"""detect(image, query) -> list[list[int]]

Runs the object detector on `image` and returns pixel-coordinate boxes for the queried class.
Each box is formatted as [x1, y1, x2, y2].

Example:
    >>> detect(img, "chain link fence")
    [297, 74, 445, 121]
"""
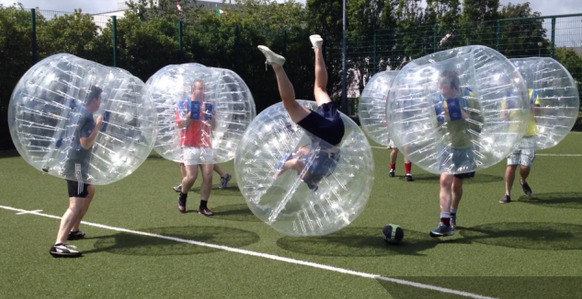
[343, 14, 582, 116]
[1, 8, 581, 150]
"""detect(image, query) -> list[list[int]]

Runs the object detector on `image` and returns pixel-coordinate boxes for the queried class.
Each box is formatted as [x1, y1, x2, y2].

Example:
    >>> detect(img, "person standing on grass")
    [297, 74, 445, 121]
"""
[387, 59, 413, 182]
[176, 79, 215, 216]
[258, 34, 345, 191]
[388, 143, 413, 181]
[50, 86, 103, 257]
[172, 162, 231, 192]
[429, 70, 482, 238]
[499, 88, 541, 203]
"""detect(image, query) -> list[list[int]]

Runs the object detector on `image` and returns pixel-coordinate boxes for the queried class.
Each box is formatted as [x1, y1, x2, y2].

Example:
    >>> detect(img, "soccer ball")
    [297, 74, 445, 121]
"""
[382, 224, 404, 244]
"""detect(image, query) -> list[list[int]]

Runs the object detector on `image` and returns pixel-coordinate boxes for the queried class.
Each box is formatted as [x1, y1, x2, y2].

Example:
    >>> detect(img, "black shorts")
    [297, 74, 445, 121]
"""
[297, 102, 345, 146]
[454, 172, 475, 179]
[67, 180, 90, 198]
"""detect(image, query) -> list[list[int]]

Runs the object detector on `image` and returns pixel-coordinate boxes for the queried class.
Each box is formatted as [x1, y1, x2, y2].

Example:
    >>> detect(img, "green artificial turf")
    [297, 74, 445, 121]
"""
[1, 133, 581, 298]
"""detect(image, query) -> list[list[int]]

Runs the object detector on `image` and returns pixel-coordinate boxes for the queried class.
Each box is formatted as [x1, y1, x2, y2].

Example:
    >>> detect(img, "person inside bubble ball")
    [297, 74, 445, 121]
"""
[388, 59, 414, 182]
[176, 79, 216, 216]
[430, 70, 483, 238]
[50, 85, 103, 257]
[258, 34, 345, 191]
[172, 162, 232, 192]
[499, 88, 541, 203]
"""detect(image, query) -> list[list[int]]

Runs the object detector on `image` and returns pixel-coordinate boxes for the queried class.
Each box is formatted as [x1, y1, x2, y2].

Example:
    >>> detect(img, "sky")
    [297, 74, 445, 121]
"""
[0, 0, 304, 13]
[1, 0, 581, 15]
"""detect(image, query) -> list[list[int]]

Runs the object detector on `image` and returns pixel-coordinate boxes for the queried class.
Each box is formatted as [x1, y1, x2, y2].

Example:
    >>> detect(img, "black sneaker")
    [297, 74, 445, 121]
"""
[305, 181, 319, 192]
[499, 194, 511, 204]
[450, 213, 456, 230]
[50, 243, 82, 258]
[173, 184, 182, 193]
[68, 230, 85, 240]
[405, 174, 414, 182]
[219, 174, 232, 189]
[389, 169, 395, 177]
[429, 222, 454, 237]
[178, 194, 187, 213]
[198, 207, 214, 216]
[520, 180, 532, 197]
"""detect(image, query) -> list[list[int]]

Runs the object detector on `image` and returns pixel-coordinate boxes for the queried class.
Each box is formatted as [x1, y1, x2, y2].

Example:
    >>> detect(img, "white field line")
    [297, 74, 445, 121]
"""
[370, 145, 582, 157]
[0, 204, 496, 299]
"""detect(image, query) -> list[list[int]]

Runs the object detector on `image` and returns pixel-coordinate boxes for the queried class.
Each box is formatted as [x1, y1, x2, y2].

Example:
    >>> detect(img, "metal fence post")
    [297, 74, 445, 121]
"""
[496, 20, 500, 52]
[112, 16, 117, 67]
[341, 0, 347, 113]
[283, 29, 287, 58]
[234, 25, 240, 72]
[433, 23, 438, 52]
[31, 9, 38, 64]
[550, 17, 556, 57]
[373, 30, 377, 74]
[178, 20, 184, 62]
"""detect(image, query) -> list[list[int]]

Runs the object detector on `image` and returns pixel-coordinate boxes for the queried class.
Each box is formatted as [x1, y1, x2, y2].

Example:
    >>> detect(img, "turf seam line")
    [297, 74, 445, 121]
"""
[1, 204, 497, 299]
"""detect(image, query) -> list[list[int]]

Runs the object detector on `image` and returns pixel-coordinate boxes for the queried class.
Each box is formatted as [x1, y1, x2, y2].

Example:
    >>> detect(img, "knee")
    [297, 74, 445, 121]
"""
[184, 174, 196, 184]
[202, 166, 213, 179]
[440, 176, 453, 190]
[68, 200, 84, 213]
[313, 89, 330, 102]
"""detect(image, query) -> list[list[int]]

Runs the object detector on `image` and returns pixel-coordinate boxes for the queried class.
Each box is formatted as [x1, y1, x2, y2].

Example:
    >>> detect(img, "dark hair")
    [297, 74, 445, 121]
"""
[86, 86, 102, 105]
[438, 70, 460, 90]
[396, 56, 412, 70]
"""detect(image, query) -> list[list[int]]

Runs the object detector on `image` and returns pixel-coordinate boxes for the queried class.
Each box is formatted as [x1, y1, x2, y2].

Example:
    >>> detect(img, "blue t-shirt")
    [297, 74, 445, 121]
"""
[65, 106, 96, 178]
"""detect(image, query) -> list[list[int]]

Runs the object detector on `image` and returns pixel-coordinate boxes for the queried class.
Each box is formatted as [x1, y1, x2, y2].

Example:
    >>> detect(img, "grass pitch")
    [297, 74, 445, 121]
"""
[1, 133, 581, 298]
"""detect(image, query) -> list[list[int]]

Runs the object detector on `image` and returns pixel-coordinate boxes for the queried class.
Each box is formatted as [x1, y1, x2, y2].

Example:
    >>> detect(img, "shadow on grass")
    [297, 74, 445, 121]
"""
[277, 227, 440, 257]
[211, 203, 260, 222]
[277, 221, 582, 257]
[459, 222, 582, 250]
[516, 192, 582, 209]
[182, 186, 241, 194]
[86, 225, 259, 256]
[397, 173, 503, 184]
[377, 276, 582, 299]
[0, 150, 20, 159]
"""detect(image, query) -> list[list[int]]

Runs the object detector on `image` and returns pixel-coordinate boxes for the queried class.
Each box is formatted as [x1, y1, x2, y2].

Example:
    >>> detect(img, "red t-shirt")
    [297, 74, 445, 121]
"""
[176, 108, 211, 148]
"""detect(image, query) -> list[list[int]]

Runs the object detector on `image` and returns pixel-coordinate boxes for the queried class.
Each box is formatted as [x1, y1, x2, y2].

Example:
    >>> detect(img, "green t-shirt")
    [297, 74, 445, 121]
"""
[434, 88, 482, 149]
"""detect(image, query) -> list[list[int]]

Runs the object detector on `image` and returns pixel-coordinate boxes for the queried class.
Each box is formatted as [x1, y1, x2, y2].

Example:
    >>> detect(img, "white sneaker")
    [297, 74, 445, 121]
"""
[50, 243, 82, 257]
[257, 45, 285, 66]
[309, 34, 323, 48]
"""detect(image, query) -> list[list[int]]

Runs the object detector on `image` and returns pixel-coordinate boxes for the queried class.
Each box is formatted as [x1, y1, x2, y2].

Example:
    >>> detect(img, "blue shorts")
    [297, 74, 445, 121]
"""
[297, 102, 345, 146]
[301, 150, 341, 190]
[438, 146, 476, 179]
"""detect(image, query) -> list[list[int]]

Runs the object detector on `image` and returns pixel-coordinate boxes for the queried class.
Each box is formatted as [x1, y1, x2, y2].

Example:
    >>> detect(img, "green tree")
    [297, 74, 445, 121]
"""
[0, 3, 37, 110]
[123, 0, 309, 111]
[553, 47, 582, 130]
[426, 0, 461, 50]
[226, 0, 309, 111]
[36, 9, 99, 60]
[496, 2, 546, 57]
[126, 0, 185, 21]
[457, 0, 499, 47]
[110, 12, 181, 81]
